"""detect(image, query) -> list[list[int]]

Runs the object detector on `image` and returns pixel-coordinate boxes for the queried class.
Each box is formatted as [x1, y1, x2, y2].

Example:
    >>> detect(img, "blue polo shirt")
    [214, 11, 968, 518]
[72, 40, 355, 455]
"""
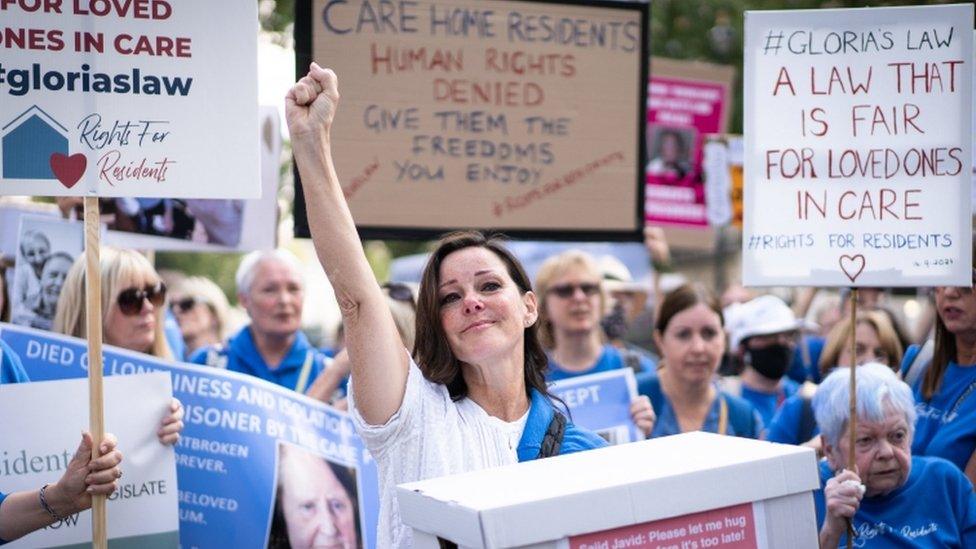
[546, 344, 655, 382]
[190, 326, 329, 394]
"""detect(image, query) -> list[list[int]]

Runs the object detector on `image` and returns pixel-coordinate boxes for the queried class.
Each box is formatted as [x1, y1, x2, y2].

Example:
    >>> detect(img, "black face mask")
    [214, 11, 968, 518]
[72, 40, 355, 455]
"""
[601, 301, 628, 340]
[746, 344, 793, 381]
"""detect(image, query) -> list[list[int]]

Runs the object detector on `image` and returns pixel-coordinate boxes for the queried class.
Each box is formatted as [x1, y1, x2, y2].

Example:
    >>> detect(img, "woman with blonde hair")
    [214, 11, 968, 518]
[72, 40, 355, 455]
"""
[54, 248, 172, 359]
[766, 310, 903, 446]
[170, 276, 231, 357]
[52, 248, 183, 444]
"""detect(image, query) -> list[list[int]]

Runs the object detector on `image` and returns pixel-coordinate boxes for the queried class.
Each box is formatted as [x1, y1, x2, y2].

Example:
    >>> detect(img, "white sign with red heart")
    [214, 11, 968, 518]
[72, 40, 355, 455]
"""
[0, 1, 259, 199]
[743, 4, 973, 287]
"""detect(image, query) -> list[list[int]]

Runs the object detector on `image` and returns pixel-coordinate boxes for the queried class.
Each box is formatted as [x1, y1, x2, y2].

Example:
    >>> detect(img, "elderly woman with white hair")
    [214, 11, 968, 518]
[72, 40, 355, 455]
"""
[813, 363, 976, 548]
[190, 249, 331, 394]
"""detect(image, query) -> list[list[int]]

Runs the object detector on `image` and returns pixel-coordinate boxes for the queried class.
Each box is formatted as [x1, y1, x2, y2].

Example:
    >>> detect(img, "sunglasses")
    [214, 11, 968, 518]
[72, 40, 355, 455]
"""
[548, 282, 600, 299]
[117, 283, 166, 316]
[382, 282, 415, 306]
[171, 296, 209, 314]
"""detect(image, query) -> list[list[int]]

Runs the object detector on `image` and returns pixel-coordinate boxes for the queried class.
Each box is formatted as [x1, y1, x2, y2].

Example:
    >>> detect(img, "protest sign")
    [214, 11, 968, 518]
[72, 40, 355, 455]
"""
[0, 0, 259, 199]
[100, 106, 282, 251]
[10, 215, 83, 330]
[0, 372, 179, 548]
[743, 4, 973, 287]
[0, 323, 380, 548]
[645, 57, 735, 229]
[550, 368, 640, 445]
[293, 0, 648, 240]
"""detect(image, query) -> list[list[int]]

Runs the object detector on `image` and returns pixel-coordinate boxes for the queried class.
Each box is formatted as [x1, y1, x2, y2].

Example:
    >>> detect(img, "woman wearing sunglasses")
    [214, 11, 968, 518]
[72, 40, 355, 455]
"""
[170, 276, 230, 358]
[190, 249, 332, 396]
[287, 64, 606, 546]
[534, 250, 656, 438]
[900, 259, 976, 486]
[51, 248, 184, 445]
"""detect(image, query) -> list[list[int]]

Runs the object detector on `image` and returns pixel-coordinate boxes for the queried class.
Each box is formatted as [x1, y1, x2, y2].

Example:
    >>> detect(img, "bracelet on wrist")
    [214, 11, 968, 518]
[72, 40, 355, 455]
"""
[39, 484, 65, 522]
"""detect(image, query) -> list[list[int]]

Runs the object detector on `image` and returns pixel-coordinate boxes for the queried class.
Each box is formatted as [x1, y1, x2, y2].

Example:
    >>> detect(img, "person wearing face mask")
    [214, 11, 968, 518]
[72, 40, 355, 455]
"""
[190, 250, 332, 394]
[721, 295, 815, 434]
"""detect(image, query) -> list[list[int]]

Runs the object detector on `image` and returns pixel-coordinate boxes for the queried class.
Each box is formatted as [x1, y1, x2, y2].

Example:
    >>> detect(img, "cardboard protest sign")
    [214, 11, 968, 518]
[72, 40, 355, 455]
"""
[1, 323, 380, 548]
[645, 58, 735, 229]
[10, 215, 83, 330]
[550, 368, 640, 445]
[744, 4, 973, 287]
[0, 372, 179, 548]
[0, 0, 259, 199]
[294, 0, 648, 240]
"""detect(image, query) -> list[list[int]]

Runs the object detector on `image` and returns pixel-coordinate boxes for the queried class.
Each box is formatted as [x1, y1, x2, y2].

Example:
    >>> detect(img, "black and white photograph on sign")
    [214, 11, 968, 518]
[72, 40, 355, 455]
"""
[646, 126, 696, 180]
[268, 442, 363, 549]
[9, 215, 83, 331]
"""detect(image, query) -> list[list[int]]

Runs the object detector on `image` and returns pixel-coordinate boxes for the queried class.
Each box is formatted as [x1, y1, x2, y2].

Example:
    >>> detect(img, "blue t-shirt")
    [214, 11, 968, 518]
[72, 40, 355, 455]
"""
[906, 357, 976, 473]
[637, 373, 763, 439]
[814, 456, 976, 547]
[766, 392, 819, 445]
[788, 334, 825, 384]
[0, 340, 29, 385]
[739, 377, 799, 432]
[190, 326, 329, 394]
[546, 344, 655, 382]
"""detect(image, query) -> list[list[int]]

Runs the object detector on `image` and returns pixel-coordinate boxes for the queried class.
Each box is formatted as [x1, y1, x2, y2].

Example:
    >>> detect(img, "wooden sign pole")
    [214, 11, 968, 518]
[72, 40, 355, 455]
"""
[83, 197, 107, 549]
[846, 288, 858, 549]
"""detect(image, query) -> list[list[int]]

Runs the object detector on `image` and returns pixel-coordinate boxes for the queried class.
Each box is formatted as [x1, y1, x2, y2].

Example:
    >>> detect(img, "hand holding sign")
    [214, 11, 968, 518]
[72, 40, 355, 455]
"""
[54, 432, 124, 515]
[286, 63, 340, 145]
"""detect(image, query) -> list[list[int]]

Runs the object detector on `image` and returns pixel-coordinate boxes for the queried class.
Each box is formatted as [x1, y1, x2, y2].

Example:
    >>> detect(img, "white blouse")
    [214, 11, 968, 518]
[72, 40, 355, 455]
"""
[349, 358, 528, 548]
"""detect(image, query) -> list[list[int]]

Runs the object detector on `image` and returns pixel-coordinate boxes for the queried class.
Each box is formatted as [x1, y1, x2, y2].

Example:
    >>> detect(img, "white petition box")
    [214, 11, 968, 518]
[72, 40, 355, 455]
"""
[398, 432, 819, 548]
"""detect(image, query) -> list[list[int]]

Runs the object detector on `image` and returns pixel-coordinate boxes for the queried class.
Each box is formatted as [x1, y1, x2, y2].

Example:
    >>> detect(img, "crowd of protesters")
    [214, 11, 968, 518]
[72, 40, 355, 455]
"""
[2, 63, 976, 547]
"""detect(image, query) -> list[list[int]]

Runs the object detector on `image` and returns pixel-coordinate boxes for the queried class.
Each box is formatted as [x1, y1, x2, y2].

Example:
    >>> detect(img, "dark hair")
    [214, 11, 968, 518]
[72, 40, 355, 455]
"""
[413, 231, 551, 402]
[922, 242, 976, 400]
[655, 282, 723, 334]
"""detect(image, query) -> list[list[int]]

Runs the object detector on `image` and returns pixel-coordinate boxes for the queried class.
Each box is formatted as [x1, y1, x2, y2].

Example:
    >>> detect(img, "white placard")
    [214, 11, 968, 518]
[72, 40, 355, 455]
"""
[0, 1, 259, 199]
[0, 372, 178, 547]
[744, 4, 973, 287]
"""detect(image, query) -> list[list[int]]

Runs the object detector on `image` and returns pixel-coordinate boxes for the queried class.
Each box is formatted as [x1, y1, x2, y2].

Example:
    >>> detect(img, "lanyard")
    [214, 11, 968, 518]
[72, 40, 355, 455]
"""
[717, 395, 729, 436]
[294, 351, 315, 394]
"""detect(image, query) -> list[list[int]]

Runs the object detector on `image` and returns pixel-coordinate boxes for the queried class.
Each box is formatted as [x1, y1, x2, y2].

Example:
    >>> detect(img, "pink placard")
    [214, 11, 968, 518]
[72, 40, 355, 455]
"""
[645, 61, 733, 228]
[570, 502, 758, 549]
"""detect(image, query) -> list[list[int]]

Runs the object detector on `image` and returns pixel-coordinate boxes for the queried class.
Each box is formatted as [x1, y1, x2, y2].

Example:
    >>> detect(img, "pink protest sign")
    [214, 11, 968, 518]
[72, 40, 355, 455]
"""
[645, 58, 734, 229]
[570, 502, 760, 549]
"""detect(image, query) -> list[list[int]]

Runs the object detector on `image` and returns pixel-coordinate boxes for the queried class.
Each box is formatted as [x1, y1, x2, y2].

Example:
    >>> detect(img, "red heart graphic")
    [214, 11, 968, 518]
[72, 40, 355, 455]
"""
[839, 254, 866, 283]
[49, 153, 87, 189]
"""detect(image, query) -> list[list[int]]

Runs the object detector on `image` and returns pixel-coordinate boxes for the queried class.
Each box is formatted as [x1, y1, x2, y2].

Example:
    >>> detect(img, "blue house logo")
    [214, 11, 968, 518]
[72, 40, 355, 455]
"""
[2, 106, 69, 180]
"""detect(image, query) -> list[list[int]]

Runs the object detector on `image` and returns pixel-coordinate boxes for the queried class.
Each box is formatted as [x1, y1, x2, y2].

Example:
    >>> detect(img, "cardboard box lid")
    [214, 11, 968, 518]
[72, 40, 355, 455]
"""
[397, 432, 818, 547]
